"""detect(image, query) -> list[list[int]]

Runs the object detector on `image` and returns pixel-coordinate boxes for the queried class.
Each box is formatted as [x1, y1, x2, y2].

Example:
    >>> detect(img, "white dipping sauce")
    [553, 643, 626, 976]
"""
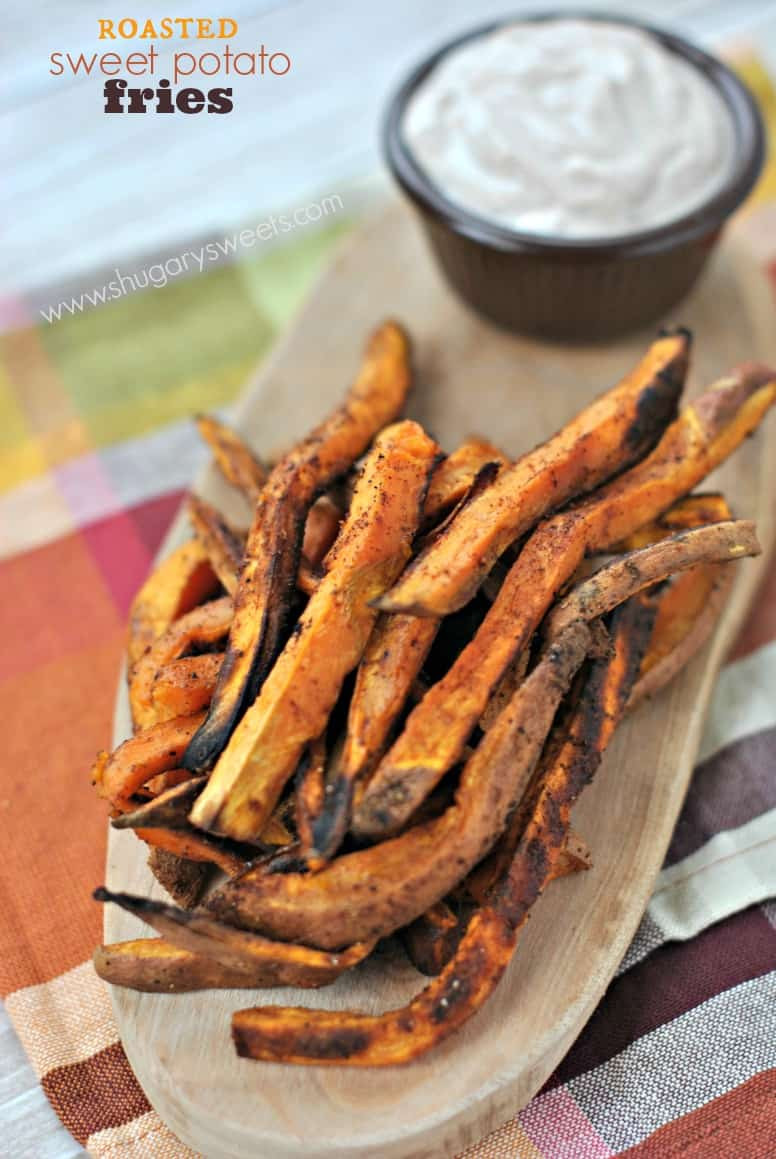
[403, 20, 736, 239]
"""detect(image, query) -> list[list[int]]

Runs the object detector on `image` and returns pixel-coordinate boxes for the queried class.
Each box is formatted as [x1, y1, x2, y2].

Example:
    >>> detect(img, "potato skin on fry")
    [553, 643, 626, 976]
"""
[190, 421, 440, 842]
[378, 329, 690, 619]
[127, 540, 221, 668]
[205, 622, 590, 949]
[354, 365, 775, 841]
[95, 889, 374, 990]
[94, 939, 268, 993]
[184, 321, 413, 776]
[544, 519, 759, 642]
[146, 847, 210, 909]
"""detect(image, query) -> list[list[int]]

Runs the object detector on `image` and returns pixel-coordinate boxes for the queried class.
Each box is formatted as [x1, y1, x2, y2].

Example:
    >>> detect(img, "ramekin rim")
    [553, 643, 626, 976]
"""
[382, 10, 766, 258]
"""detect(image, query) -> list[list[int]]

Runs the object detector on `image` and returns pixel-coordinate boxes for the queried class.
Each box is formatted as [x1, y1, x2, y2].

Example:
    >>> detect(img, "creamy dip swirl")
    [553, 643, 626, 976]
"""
[403, 20, 736, 239]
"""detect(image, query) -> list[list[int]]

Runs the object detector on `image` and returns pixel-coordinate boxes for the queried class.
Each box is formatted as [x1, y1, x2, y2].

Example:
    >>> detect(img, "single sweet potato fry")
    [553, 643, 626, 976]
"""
[93, 938, 283, 992]
[196, 413, 267, 502]
[205, 621, 591, 949]
[187, 493, 243, 594]
[93, 712, 206, 813]
[422, 437, 509, 527]
[133, 826, 247, 876]
[189, 421, 440, 841]
[95, 889, 374, 989]
[294, 733, 328, 866]
[378, 330, 690, 618]
[612, 492, 733, 551]
[355, 364, 775, 841]
[151, 653, 223, 722]
[544, 520, 758, 642]
[127, 540, 221, 667]
[185, 321, 413, 774]
[230, 600, 650, 1064]
[129, 596, 232, 732]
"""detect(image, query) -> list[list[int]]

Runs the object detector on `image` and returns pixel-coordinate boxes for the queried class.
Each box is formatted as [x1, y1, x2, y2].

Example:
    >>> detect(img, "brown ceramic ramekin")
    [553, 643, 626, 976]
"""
[383, 12, 765, 340]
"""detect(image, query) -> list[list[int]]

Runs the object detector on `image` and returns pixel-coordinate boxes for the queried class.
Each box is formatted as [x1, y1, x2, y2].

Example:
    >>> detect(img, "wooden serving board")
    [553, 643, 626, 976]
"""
[105, 202, 776, 1159]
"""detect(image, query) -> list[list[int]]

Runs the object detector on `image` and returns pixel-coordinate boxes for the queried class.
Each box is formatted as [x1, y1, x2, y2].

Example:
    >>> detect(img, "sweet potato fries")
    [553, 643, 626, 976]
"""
[92, 322, 775, 1068]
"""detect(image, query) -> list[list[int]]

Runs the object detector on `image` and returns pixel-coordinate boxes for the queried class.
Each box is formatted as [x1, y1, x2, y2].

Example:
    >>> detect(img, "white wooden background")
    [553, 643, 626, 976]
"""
[3, 2, 776, 1155]
[3, 0, 776, 296]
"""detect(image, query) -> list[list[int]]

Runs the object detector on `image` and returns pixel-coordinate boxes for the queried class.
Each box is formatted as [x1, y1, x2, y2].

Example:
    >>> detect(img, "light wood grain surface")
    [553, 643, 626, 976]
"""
[104, 202, 776, 1159]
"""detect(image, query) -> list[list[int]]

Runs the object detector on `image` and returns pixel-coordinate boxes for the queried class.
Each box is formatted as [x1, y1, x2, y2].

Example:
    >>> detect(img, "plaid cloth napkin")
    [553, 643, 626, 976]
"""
[1, 58, 775, 1159]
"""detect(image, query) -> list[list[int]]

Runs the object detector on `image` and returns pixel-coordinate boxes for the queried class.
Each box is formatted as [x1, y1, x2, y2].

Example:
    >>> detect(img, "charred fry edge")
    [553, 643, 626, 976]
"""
[377, 329, 691, 617]
[399, 899, 471, 977]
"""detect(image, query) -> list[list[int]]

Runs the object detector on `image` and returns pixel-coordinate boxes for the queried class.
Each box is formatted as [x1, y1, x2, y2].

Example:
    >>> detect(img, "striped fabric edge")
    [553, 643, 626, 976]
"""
[86, 1111, 200, 1159]
[618, 809, 776, 974]
[12, 970, 774, 1158]
[515, 971, 776, 1156]
[4, 962, 116, 1075]
[697, 640, 776, 765]
[618, 1068, 776, 1159]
